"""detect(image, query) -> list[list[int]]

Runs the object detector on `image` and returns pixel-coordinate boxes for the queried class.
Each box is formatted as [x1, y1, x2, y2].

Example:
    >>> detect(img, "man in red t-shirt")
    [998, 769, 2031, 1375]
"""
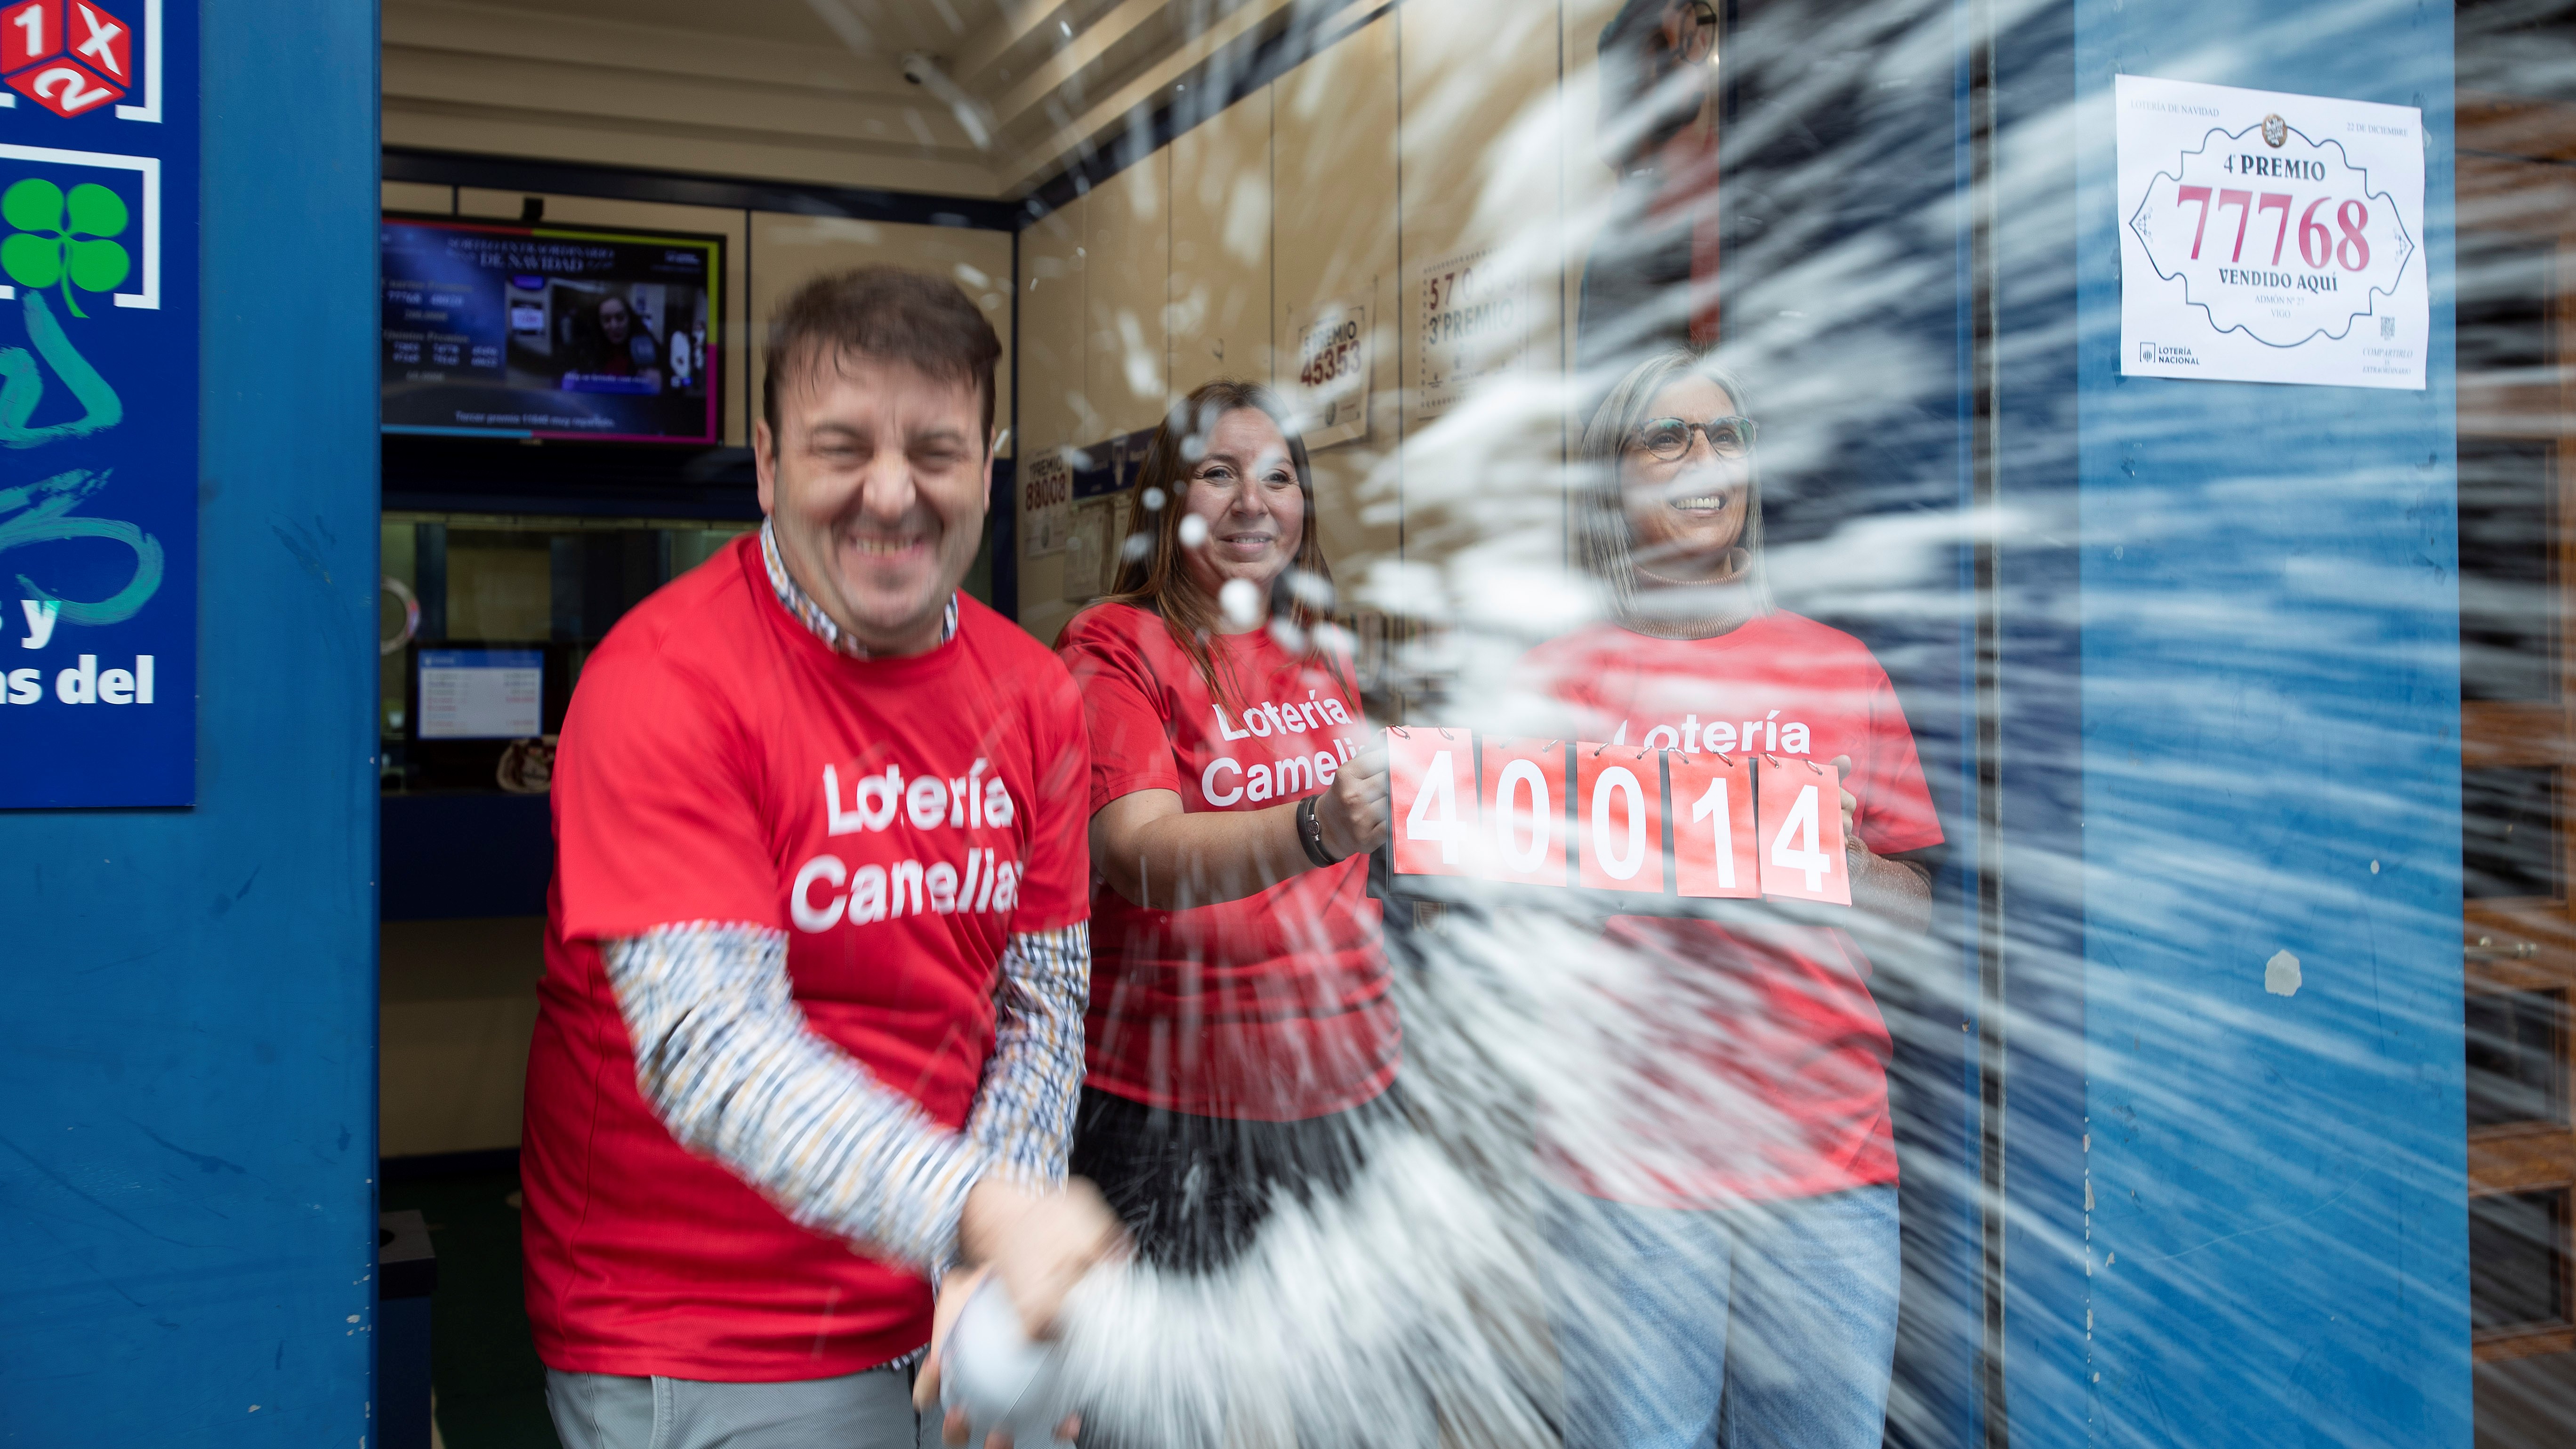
[523, 268, 1118, 1449]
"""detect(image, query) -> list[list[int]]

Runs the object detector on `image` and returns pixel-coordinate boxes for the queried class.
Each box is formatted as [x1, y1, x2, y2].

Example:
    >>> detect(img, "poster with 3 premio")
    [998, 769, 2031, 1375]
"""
[0, 0, 201, 807]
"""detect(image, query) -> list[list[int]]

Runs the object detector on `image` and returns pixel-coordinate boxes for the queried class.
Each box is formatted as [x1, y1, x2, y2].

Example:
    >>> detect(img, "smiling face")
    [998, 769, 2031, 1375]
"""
[1620, 374, 1751, 582]
[754, 351, 990, 656]
[1178, 407, 1304, 623]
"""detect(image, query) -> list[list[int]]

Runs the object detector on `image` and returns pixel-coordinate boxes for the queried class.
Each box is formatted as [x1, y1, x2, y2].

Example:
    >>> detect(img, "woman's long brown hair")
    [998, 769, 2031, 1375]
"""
[1103, 378, 1343, 708]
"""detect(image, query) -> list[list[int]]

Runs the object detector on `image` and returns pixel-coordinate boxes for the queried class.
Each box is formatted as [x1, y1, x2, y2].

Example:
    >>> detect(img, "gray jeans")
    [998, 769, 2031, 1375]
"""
[545, 1362, 942, 1449]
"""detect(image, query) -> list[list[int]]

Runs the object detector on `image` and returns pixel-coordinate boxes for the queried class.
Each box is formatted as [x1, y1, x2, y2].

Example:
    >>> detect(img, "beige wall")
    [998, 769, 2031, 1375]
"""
[1273, 17, 1403, 589]
[1168, 89, 1273, 401]
[1009, 8, 1596, 628]
[381, 917, 546, 1158]
[1395, 0, 1572, 591]
[1086, 154, 1173, 439]
[1016, 197, 1090, 648]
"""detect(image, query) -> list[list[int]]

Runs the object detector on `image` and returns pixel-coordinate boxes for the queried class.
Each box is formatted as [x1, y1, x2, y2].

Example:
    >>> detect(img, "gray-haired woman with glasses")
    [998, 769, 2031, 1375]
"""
[1520, 350, 1941, 1449]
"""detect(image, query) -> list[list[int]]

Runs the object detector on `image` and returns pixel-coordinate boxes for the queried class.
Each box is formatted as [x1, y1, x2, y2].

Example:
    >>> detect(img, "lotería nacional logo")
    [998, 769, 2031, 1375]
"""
[2262, 113, 2287, 148]
[0, 0, 135, 119]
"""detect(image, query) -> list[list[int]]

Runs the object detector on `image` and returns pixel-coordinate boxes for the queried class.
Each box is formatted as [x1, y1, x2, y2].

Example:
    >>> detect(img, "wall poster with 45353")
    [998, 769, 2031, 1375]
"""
[0, 0, 196, 807]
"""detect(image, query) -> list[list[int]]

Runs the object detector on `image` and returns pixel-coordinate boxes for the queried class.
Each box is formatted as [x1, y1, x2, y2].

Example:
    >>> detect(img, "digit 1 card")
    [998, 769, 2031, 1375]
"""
[1576, 743, 1666, 894]
[1476, 737, 1570, 886]
[1386, 727, 1476, 877]
[1755, 756, 1851, 905]
[1667, 753, 1758, 899]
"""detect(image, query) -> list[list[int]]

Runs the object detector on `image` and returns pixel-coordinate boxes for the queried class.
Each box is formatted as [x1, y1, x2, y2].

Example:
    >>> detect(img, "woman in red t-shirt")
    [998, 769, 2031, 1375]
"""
[1523, 350, 1942, 1449]
[1055, 378, 1396, 1274]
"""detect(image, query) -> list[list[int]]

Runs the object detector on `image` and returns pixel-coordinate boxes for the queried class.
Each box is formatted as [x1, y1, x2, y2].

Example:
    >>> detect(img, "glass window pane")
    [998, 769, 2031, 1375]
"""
[2458, 441, 2555, 703]
[2471, 1189, 2569, 1332]
[2465, 766, 2560, 900]
[2467, 988, 2568, 1129]
[2458, 230, 2553, 379]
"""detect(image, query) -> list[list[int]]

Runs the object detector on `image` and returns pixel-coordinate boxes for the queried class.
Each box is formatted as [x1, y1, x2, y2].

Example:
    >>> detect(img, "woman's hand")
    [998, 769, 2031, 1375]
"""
[1829, 753, 1934, 933]
[1315, 745, 1390, 861]
[1830, 755, 1859, 841]
[1089, 740, 1387, 910]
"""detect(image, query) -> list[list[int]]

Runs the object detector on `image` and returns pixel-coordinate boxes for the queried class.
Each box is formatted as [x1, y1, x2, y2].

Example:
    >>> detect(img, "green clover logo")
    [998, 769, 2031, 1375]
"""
[1, 179, 131, 320]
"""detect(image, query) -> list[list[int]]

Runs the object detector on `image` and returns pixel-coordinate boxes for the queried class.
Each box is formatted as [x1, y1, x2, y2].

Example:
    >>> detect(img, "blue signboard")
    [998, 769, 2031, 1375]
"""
[0, 0, 195, 807]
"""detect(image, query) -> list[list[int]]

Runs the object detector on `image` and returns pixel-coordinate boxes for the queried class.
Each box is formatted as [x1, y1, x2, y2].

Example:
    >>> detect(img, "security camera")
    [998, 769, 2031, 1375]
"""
[902, 53, 941, 86]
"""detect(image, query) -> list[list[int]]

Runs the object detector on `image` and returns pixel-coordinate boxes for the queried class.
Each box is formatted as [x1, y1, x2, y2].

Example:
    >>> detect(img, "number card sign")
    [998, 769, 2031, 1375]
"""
[1577, 745, 1665, 894]
[1388, 727, 1475, 877]
[2117, 74, 2424, 389]
[1755, 756, 1849, 906]
[1477, 737, 1568, 886]
[1022, 449, 1070, 555]
[1409, 247, 1525, 426]
[1668, 752, 1758, 899]
[1383, 728, 1855, 911]
[0, 0, 198, 808]
[1289, 296, 1370, 449]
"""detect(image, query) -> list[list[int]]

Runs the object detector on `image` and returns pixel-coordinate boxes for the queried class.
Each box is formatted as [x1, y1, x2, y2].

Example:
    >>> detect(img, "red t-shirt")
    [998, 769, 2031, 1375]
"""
[1056, 603, 1396, 1122]
[1518, 611, 1942, 1206]
[522, 534, 1090, 1381]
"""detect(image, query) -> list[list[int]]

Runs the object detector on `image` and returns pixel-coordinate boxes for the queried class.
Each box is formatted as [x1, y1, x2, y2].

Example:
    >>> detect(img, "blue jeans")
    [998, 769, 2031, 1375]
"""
[1548, 1186, 1900, 1449]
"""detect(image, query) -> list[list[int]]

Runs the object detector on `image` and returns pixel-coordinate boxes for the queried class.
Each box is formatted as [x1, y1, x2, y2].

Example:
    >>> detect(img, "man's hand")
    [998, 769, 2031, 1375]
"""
[915, 1171, 1122, 1444]
[913, 1266, 1083, 1449]
[1317, 745, 1390, 861]
[958, 1175, 1124, 1337]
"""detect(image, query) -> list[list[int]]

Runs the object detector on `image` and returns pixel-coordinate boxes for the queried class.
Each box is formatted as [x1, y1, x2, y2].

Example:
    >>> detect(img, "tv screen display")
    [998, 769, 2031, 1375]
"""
[381, 215, 721, 444]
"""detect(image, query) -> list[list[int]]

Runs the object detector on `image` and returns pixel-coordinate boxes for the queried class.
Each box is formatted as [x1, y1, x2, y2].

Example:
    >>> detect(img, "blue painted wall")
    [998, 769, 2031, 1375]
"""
[2048, 3, 2468, 1447]
[0, 0, 381, 1441]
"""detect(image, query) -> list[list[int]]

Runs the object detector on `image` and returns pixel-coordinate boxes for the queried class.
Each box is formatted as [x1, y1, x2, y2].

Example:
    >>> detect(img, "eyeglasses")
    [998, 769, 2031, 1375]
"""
[1657, 0, 1718, 64]
[1631, 414, 1757, 462]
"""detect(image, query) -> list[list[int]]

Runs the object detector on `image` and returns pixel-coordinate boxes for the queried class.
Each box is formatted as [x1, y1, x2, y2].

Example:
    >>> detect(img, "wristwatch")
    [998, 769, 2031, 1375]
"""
[1296, 794, 1343, 868]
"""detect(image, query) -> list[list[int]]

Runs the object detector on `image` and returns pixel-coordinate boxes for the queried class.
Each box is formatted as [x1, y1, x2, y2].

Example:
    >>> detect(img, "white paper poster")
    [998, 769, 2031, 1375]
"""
[1290, 297, 1373, 448]
[1023, 450, 1071, 555]
[1060, 494, 1132, 604]
[1411, 248, 1526, 423]
[2117, 74, 2424, 390]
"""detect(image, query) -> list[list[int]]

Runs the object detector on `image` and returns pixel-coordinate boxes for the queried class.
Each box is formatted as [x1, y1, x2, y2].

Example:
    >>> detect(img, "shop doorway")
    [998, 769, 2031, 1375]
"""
[2456, 2, 2576, 1439]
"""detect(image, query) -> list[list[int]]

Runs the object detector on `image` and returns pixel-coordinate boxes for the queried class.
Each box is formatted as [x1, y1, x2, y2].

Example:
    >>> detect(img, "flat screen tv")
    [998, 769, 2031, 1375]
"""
[381, 215, 722, 445]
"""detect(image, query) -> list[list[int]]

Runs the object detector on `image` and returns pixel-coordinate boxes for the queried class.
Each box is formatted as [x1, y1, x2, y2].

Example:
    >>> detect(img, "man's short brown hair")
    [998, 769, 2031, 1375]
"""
[762, 266, 1002, 446]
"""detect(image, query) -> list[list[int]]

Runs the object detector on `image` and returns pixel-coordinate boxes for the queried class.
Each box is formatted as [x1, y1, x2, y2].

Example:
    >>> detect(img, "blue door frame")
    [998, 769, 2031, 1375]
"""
[1993, 2, 2469, 1446]
[0, 0, 382, 1441]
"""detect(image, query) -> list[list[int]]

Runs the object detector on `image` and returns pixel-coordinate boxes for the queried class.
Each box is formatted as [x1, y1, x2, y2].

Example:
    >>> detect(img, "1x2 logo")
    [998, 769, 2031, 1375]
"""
[0, 0, 133, 118]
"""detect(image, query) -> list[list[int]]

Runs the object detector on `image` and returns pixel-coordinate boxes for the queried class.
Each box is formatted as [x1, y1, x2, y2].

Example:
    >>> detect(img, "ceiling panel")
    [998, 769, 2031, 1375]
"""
[383, 0, 1348, 199]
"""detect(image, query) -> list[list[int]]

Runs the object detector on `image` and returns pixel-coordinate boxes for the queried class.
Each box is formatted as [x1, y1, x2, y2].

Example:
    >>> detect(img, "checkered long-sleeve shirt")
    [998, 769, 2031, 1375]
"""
[595, 523, 1089, 1275]
[601, 920, 1088, 1274]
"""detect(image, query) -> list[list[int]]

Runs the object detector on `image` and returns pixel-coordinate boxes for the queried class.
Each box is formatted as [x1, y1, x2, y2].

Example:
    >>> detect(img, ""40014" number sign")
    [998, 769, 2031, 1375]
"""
[1383, 729, 1852, 907]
